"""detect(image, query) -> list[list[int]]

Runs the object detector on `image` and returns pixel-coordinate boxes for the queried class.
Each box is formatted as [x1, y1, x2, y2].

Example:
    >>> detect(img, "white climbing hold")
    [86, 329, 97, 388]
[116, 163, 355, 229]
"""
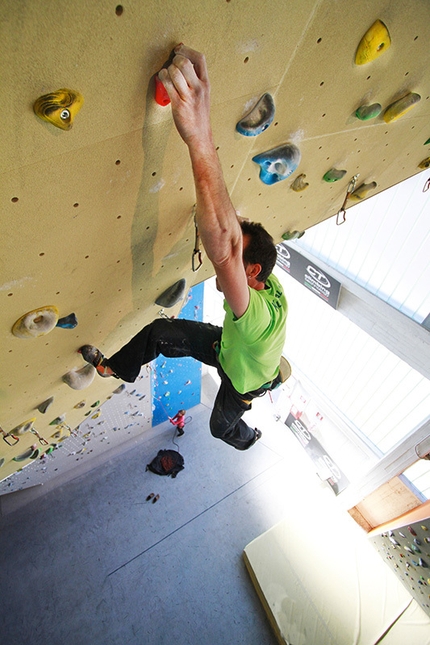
[12, 305, 59, 338]
[63, 364, 96, 390]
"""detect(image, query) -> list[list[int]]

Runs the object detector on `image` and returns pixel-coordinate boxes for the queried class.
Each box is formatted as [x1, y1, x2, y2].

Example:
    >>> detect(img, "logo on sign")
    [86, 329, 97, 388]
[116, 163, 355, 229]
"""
[305, 264, 331, 298]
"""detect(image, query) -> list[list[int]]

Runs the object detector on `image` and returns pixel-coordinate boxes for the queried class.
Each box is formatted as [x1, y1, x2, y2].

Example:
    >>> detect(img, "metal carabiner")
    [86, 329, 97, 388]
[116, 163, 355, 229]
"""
[335, 174, 359, 225]
[192, 207, 203, 272]
[31, 427, 49, 446]
[0, 426, 19, 446]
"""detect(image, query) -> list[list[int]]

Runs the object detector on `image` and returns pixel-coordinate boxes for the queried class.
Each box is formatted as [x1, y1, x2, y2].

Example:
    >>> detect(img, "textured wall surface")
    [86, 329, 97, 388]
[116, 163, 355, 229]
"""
[1, 0, 430, 482]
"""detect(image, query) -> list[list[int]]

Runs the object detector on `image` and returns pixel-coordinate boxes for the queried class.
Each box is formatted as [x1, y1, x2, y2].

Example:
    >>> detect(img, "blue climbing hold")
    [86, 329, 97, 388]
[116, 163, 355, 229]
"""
[252, 143, 301, 185]
[236, 93, 275, 136]
[57, 313, 78, 329]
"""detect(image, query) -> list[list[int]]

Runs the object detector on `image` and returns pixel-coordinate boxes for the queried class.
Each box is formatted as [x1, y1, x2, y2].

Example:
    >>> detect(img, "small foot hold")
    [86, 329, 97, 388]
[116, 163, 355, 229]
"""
[50, 414, 66, 426]
[113, 383, 126, 394]
[281, 230, 304, 241]
[236, 93, 275, 136]
[355, 20, 391, 65]
[383, 92, 421, 123]
[252, 143, 301, 185]
[152, 494, 160, 504]
[418, 157, 430, 170]
[57, 313, 78, 329]
[146, 493, 155, 501]
[155, 279, 187, 307]
[355, 103, 382, 121]
[63, 364, 96, 390]
[323, 168, 347, 183]
[37, 396, 54, 414]
[290, 173, 309, 192]
[12, 305, 59, 339]
[349, 181, 377, 201]
[33, 88, 84, 130]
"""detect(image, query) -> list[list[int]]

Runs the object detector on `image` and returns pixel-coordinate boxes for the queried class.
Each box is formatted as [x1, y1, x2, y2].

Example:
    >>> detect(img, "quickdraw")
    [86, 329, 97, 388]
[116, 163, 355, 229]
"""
[192, 207, 203, 272]
[335, 174, 359, 225]
[0, 426, 19, 446]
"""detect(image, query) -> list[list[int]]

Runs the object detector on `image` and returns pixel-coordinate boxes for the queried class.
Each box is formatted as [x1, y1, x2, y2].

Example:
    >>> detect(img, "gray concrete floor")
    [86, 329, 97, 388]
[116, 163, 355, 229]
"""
[0, 378, 330, 645]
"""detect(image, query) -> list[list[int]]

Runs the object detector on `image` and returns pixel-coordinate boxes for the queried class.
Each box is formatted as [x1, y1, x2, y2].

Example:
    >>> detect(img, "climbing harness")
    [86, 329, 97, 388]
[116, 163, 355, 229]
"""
[336, 174, 359, 225]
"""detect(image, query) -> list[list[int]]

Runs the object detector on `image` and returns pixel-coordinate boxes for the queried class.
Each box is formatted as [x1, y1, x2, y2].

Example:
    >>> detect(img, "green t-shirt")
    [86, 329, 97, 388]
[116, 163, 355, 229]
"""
[218, 274, 287, 394]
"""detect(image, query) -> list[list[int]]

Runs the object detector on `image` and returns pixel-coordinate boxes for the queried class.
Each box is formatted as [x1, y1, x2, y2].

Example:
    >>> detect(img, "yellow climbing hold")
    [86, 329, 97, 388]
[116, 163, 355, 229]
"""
[349, 181, 377, 201]
[355, 20, 391, 65]
[33, 88, 84, 130]
[383, 92, 421, 123]
[12, 305, 59, 339]
[418, 157, 430, 169]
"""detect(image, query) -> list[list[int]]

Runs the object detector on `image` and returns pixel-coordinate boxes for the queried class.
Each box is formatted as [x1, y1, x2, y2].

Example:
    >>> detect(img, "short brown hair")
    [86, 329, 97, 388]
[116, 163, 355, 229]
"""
[240, 220, 277, 283]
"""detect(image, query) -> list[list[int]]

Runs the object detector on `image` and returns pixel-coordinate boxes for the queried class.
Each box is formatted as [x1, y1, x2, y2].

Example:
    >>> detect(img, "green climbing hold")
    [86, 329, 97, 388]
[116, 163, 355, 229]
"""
[282, 230, 305, 241]
[355, 103, 382, 121]
[323, 168, 347, 183]
[50, 414, 66, 426]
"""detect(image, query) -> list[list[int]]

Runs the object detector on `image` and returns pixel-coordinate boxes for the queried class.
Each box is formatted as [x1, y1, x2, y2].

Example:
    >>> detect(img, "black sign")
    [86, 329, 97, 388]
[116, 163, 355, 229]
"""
[285, 413, 349, 495]
[276, 242, 341, 309]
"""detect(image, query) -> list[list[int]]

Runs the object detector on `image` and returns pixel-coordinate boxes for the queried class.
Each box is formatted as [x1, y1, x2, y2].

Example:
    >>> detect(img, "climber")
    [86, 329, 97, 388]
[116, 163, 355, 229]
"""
[169, 409, 186, 436]
[79, 45, 287, 451]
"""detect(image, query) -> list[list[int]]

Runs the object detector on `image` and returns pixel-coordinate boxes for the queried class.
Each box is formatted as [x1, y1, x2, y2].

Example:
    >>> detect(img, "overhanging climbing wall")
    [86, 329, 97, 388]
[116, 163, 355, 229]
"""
[1, 0, 430, 484]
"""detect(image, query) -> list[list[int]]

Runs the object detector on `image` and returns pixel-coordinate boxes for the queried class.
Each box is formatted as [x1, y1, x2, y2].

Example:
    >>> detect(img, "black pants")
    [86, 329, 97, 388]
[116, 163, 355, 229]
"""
[107, 318, 271, 450]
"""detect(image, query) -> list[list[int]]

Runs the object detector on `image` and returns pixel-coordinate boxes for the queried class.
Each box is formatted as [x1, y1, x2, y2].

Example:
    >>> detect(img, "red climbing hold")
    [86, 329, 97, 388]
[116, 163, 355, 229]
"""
[154, 75, 170, 106]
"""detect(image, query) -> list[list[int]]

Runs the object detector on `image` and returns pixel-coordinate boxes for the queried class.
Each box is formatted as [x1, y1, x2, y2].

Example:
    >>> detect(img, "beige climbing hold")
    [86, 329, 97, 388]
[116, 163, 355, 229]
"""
[63, 364, 96, 390]
[383, 93, 421, 123]
[12, 418, 36, 435]
[418, 157, 430, 169]
[291, 174, 309, 192]
[349, 181, 377, 201]
[355, 20, 391, 65]
[12, 305, 59, 338]
[33, 88, 84, 130]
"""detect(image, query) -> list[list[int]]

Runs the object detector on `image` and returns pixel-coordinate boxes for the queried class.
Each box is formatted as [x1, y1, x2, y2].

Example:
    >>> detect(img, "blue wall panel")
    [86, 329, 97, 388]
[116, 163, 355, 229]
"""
[152, 282, 204, 426]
